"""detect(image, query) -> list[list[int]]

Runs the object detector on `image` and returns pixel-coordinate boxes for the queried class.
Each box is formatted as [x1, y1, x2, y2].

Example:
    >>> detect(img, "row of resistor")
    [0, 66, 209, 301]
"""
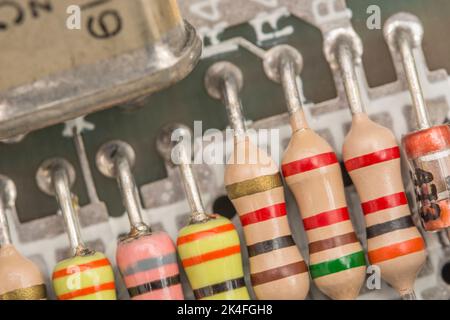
[0, 12, 449, 300]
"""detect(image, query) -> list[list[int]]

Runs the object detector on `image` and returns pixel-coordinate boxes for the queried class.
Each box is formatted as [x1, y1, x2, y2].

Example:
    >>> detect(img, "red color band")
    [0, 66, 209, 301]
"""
[240, 203, 287, 226]
[303, 207, 350, 231]
[282, 152, 338, 177]
[345, 147, 400, 172]
[361, 192, 408, 215]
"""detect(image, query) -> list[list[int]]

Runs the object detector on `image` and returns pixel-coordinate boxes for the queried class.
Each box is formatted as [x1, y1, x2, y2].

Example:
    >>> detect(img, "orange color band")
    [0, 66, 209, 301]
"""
[177, 223, 235, 246]
[182, 245, 241, 268]
[368, 237, 425, 264]
[52, 258, 111, 279]
[57, 282, 115, 300]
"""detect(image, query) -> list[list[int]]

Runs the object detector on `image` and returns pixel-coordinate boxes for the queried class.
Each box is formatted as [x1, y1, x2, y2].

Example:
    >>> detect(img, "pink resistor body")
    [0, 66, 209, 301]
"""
[96, 140, 184, 300]
[116, 232, 183, 300]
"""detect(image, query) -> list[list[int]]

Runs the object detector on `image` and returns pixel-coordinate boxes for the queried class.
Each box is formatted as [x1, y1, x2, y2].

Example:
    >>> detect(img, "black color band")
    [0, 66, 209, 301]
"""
[247, 235, 296, 257]
[366, 215, 414, 239]
[193, 277, 246, 299]
[128, 274, 181, 297]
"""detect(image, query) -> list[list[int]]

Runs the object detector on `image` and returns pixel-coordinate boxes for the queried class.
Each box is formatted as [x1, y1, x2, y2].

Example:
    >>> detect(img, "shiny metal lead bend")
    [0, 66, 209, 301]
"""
[324, 28, 365, 115]
[263, 45, 305, 115]
[205, 62, 246, 137]
[0, 175, 16, 246]
[36, 158, 90, 257]
[96, 141, 150, 238]
[157, 123, 209, 224]
[384, 13, 430, 130]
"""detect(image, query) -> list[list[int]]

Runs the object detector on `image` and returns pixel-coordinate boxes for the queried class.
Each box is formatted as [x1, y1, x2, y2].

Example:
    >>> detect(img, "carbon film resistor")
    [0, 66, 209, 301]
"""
[205, 62, 310, 300]
[96, 140, 183, 300]
[157, 124, 250, 300]
[384, 13, 450, 232]
[324, 28, 426, 299]
[0, 176, 47, 300]
[263, 45, 366, 300]
[36, 158, 116, 300]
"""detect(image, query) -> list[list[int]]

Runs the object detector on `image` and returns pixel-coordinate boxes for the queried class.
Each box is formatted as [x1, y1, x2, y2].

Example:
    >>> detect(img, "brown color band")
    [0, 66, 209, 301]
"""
[308, 232, 359, 254]
[0, 284, 47, 300]
[226, 173, 283, 200]
[250, 261, 308, 286]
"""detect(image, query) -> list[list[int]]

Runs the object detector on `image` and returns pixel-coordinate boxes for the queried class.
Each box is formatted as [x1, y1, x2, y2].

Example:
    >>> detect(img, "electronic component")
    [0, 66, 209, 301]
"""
[1, 0, 449, 301]
[205, 61, 310, 300]
[157, 123, 250, 300]
[324, 28, 426, 299]
[263, 45, 366, 300]
[0, 175, 47, 300]
[0, 0, 201, 139]
[384, 13, 450, 232]
[96, 140, 183, 300]
[36, 158, 116, 300]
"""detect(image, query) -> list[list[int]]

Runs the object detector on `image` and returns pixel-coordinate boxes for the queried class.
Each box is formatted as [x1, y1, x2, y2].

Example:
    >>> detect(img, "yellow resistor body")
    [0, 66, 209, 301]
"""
[177, 215, 250, 300]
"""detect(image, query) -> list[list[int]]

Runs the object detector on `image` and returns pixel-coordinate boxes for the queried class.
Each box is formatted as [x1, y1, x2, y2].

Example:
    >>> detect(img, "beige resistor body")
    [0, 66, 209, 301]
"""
[0, 176, 47, 300]
[343, 113, 426, 297]
[263, 45, 366, 300]
[205, 61, 310, 300]
[226, 135, 310, 299]
[323, 29, 426, 299]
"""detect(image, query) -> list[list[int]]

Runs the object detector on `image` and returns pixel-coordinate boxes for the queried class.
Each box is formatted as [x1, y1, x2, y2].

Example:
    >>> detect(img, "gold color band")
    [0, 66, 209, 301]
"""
[0, 284, 47, 300]
[226, 173, 283, 200]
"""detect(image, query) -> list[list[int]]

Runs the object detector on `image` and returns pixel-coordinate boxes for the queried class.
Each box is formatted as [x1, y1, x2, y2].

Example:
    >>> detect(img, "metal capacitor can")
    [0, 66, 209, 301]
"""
[403, 125, 450, 231]
[0, 0, 201, 139]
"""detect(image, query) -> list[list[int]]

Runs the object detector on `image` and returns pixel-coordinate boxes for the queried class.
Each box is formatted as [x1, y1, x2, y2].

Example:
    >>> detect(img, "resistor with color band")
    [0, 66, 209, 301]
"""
[0, 176, 47, 300]
[96, 140, 183, 300]
[205, 62, 310, 300]
[324, 28, 426, 299]
[157, 124, 250, 300]
[36, 158, 116, 300]
[384, 13, 450, 232]
[263, 45, 366, 300]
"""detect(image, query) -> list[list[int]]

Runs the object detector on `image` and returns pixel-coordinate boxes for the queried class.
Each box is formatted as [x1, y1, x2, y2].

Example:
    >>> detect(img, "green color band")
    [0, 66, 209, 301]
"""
[309, 251, 366, 279]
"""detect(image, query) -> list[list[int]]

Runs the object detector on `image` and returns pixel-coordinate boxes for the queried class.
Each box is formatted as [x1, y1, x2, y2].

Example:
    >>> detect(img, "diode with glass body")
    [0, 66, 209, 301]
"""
[384, 13, 450, 232]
